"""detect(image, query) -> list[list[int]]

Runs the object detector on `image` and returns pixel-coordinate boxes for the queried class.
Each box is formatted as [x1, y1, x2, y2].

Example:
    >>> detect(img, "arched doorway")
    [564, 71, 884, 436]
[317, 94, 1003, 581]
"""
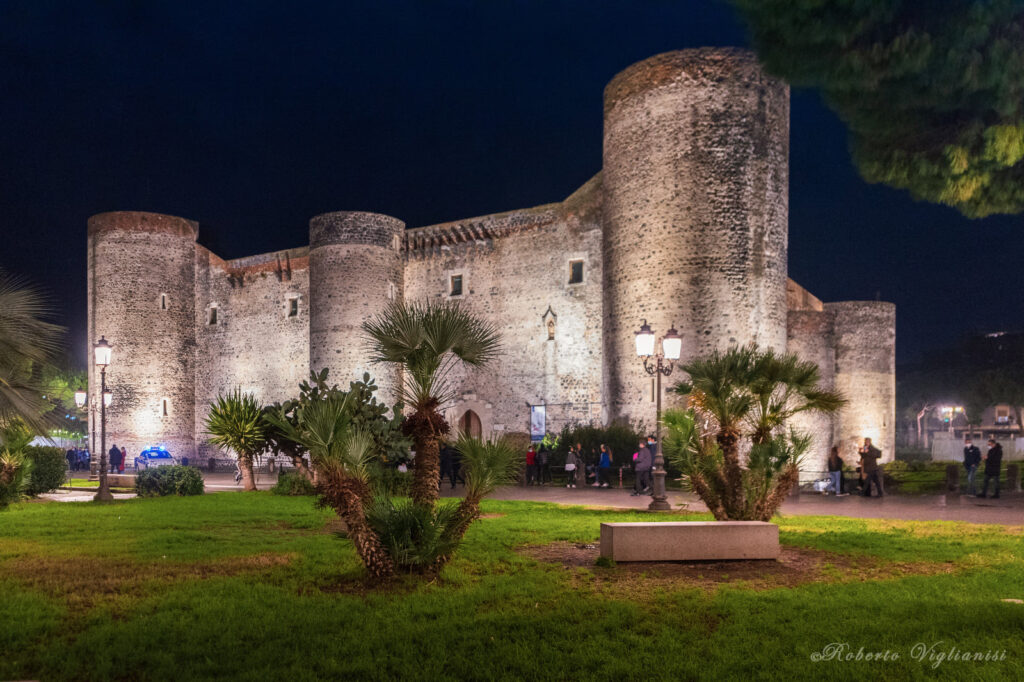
[459, 409, 482, 438]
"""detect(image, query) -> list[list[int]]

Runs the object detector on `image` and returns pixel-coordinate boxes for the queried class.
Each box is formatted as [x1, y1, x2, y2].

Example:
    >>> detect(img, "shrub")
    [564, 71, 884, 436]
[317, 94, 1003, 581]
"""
[136, 466, 205, 497]
[271, 471, 315, 496]
[365, 498, 462, 573]
[369, 463, 413, 497]
[0, 450, 31, 510]
[24, 445, 67, 496]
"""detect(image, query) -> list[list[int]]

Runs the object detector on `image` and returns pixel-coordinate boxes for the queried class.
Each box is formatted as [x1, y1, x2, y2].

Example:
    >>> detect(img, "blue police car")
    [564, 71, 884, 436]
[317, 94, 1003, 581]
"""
[135, 446, 175, 470]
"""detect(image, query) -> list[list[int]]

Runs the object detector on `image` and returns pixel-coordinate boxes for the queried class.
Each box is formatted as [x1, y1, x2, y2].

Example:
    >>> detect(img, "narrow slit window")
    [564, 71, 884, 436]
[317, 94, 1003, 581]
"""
[208, 306, 218, 325]
[569, 260, 584, 284]
[160, 294, 167, 310]
[288, 298, 299, 317]
[450, 274, 463, 297]
[161, 399, 169, 417]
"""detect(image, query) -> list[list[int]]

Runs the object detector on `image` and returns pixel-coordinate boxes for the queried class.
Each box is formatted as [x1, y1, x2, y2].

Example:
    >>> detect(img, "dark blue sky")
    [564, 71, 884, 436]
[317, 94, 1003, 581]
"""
[1, 0, 1021, 366]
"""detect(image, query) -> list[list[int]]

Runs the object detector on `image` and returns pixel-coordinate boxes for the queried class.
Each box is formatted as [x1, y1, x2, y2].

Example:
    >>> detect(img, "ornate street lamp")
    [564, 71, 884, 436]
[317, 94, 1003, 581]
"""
[635, 320, 681, 512]
[94, 336, 114, 502]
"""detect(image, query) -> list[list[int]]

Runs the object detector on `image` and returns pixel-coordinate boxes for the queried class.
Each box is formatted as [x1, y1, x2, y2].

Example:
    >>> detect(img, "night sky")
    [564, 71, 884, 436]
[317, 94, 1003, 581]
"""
[1, 0, 1021, 367]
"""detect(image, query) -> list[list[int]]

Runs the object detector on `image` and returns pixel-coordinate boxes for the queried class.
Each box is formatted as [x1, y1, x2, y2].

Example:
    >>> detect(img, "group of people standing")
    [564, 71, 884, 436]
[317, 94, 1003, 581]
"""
[524, 444, 551, 485]
[107, 444, 128, 473]
[963, 437, 1003, 498]
[64, 447, 90, 472]
[552, 436, 657, 494]
[825, 437, 883, 497]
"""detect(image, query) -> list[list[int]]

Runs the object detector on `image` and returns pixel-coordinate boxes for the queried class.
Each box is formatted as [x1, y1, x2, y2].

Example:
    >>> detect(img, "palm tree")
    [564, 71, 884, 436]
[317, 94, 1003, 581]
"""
[445, 433, 521, 544]
[266, 392, 395, 578]
[0, 270, 64, 434]
[363, 301, 500, 507]
[668, 344, 845, 521]
[205, 390, 267, 491]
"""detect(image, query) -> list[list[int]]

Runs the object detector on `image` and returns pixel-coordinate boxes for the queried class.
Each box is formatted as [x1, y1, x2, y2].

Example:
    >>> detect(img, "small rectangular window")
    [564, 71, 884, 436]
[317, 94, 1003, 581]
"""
[161, 399, 169, 417]
[208, 307, 218, 325]
[450, 274, 463, 297]
[288, 298, 299, 317]
[160, 294, 167, 310]
[569, 260, 584, 284]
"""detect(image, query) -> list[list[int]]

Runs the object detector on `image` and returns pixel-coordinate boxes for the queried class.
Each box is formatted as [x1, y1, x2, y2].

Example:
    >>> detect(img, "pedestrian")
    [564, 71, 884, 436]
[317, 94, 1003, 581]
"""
[858, 438, 883, 497]
[596, 444, 612, 488]
[980, 437, 1002, 499]
[66, 448, 77, 472]
[632, 438, 653, 496]
[537, 445, 550, 485]
[108, 443, 120, 473]
[826, 446, 845, 496]
[450, 445, 464, 487]
[79, 449, 90, 471]
[525, 444, 537, 485]
[564, 446, 580, 488]
[439, 442, 454, 486]
[119, 446, 127, 474]
[963, 437, 982, 496]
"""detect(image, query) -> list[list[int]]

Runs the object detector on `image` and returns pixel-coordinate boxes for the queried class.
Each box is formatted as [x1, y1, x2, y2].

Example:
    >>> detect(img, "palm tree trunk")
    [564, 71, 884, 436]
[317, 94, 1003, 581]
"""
[405, 402, 448, 508]
[756, 463, 800, 521]
[689, 471, 729, 520]
[448, 495, 481, 544]
[716, 429, 745, 518]
[318, 472, 394, 579]
[239, 456, 257, 491]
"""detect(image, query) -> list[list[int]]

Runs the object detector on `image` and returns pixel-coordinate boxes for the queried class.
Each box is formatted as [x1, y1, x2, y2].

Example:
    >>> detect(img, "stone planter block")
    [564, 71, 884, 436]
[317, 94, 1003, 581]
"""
[600, 521, 779, 561]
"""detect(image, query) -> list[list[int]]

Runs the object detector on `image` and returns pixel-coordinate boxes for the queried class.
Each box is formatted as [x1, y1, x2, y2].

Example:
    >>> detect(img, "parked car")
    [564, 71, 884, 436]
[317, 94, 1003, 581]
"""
[135, 446, 174, 470]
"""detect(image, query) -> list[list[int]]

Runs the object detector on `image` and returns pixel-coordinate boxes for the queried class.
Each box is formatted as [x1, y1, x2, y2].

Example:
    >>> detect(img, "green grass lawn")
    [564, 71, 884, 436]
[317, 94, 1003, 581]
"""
[1, 494, 1022, 681]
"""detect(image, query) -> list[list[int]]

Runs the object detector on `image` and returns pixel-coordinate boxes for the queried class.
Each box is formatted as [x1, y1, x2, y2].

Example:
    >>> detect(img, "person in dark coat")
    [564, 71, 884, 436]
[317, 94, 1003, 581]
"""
[858, 438, 883, 497]
[108, 444, 121, 473]
[449, 444, 464, 488]
[980, 438, 1003, 499]
[66, 448, 77, 472]
[963, 438, 982, 496]
[439, 443, 454, 488]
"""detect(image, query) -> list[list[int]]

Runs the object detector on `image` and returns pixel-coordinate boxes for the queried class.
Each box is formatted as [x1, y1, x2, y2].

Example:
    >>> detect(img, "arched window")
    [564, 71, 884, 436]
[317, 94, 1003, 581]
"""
[459, 410, 482, 439]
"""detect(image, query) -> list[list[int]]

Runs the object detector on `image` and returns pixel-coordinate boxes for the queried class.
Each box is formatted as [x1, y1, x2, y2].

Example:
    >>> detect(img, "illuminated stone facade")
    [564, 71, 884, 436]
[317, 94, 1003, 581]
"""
[86, 48, 895, 476]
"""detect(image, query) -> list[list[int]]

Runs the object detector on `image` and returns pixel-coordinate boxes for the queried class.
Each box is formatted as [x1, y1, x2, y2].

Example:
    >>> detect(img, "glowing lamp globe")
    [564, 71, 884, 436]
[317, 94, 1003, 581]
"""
[74, 390, 87, 408]
[662, 325, 682, 361]
[94, 336, 112, 367]
[634, 320, 655, 357]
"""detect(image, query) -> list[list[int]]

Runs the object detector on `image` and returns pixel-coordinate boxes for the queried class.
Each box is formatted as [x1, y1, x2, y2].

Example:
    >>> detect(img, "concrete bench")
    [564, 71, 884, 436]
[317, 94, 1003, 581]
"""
[600, 521, 779, 562]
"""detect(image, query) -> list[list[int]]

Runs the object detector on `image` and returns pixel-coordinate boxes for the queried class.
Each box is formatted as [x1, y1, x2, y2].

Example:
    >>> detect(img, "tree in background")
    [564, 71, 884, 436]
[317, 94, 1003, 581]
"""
[363, 301, 499, 508]
[205, 390, 267, 491]
[732, 0, 1024, 218]
[666, 345, 844, 521]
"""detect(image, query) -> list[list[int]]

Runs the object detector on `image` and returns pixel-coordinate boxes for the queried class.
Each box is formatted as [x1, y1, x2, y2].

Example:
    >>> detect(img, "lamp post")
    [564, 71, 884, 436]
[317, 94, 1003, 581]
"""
[94, 336, 114, 502]
[635, 320, 681, 512]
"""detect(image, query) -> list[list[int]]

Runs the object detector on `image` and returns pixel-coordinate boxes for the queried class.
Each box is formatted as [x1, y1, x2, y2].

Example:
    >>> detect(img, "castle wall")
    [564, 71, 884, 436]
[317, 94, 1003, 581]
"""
[827, 301, 897, 464]
[87, 212, 197, 459]
[308, 211, 405, 406]
[192, 246, 310, 461]
[602, 48, 790, 426]
[786, 309, 836, 480]
[403, 180, 604, 437]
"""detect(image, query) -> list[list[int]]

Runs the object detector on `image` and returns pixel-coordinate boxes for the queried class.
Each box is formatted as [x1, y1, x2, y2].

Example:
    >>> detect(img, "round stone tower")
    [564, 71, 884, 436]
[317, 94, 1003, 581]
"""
[308, 211, 405, 403]
[87, 211, 198, 459]
[602, 48, 790, 422]
[826, 301, 896, 464]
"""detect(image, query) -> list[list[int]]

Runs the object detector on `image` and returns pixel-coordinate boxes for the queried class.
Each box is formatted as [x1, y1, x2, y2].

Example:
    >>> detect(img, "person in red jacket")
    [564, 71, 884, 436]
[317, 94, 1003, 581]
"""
[525, 445, 537, 485]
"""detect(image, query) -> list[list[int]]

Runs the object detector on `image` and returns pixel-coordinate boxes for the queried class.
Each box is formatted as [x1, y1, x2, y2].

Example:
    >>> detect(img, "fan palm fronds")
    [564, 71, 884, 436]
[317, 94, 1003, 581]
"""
[205, 389, 267, 491]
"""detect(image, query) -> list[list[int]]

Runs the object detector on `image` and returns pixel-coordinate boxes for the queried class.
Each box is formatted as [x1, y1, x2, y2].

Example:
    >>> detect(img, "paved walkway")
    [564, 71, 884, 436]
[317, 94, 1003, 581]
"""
[442, 484, 1024, 525]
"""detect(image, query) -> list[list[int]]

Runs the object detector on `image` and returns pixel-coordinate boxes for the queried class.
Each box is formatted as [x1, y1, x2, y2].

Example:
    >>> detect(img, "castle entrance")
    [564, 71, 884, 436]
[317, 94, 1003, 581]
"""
[460, 410, 482, 438]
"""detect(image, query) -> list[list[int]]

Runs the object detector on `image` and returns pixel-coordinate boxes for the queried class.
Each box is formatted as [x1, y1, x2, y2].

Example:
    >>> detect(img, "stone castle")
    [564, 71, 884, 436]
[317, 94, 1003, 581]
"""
[86, 48, 896, 478]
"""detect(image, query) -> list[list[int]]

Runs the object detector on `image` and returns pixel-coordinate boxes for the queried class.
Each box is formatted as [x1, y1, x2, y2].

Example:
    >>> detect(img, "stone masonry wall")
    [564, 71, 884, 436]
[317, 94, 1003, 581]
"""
[403, 177, 604, 437]
[193, 246, 310, 462]
[828, 301, 897, 464]
[87, 212, 197, 460]
[602, 48, 790, 427]
[786, 309, 836, 480]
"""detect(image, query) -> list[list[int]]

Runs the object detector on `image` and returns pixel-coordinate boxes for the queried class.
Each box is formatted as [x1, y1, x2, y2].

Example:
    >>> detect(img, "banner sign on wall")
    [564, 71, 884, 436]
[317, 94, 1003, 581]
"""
[530, 404, 546, 442]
